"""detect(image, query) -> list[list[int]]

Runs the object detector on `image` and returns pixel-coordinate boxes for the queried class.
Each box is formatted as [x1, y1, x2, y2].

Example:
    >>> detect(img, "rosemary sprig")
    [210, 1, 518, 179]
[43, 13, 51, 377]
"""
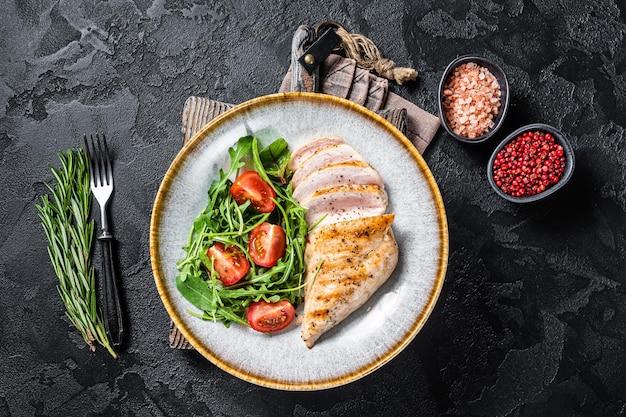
[36, 149, 117, 358]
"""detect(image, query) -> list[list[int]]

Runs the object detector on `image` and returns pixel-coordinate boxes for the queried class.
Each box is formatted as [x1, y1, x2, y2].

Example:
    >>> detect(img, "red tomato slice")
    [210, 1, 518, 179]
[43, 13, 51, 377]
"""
[248, 222, 286, 267]
[230, 171, 276, 213]
[207, 242, 249, 285]
[246, 300, 295, 332]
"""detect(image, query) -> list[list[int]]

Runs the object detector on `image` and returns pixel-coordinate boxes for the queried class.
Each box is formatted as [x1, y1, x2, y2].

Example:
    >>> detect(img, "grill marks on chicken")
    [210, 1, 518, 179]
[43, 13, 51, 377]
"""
[301, 214, 398, 348]
[291, 136, 399, 348]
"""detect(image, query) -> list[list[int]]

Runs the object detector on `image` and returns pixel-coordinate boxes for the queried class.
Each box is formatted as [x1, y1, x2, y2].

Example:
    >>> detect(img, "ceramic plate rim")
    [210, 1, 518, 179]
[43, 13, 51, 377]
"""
[150, 92, 448, 390]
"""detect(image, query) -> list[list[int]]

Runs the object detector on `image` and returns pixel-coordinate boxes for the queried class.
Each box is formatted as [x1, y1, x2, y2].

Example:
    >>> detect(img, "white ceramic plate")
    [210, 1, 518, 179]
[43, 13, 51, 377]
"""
[150, 92, 448, 390]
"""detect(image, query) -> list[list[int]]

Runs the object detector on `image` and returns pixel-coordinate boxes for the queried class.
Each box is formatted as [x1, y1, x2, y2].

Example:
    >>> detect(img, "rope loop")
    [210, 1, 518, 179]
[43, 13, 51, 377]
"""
[316, 21, 418, 85]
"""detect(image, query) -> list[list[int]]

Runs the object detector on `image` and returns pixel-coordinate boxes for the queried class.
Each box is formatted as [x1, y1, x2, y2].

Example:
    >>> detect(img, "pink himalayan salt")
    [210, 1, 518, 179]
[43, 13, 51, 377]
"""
[442, 62, 502, 139]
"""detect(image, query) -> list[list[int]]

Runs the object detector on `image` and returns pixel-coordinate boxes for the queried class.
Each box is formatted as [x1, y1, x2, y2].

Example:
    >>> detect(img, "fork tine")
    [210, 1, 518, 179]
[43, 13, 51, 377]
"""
[91, 134, 103, 187]
[84, 134, 97, 185]
[84, 133, 114, 189]
[99, 134, 113, 187]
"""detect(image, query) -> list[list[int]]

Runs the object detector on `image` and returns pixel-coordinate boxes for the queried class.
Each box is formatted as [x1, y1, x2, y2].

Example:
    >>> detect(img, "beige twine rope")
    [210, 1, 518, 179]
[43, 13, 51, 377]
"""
[330, 25, 418, 85]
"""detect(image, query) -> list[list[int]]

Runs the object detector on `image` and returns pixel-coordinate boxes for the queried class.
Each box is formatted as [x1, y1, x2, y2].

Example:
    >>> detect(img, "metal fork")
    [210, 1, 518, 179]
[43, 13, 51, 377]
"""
[84, 134, 124, 347]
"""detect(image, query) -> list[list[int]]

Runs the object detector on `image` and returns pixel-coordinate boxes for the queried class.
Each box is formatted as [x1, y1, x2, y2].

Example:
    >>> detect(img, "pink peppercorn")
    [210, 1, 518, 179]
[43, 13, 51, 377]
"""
[492, 131, 566, 197]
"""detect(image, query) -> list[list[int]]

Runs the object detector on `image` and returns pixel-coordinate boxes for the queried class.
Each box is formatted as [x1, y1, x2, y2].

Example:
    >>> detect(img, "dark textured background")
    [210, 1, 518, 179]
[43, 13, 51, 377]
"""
[2, 0, 626, 416]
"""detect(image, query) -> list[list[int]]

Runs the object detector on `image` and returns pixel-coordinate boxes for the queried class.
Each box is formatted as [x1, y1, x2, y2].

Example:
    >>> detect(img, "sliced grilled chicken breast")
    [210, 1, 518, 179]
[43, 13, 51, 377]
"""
[299, 184, 388, 227]
[292, 161, 384, 203]
[301, 214, 398, 348]
[291, 143, 367, 190]
[290, 136, 398, 348]
[288, 135, 345, 171]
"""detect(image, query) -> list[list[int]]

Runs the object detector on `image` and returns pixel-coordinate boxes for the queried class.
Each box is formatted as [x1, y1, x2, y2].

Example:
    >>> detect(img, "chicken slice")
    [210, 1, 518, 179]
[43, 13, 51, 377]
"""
[292, 161, 384, 203]
[291, 143, 367, 190]
[299, 184, 388, 227]
[288, 135, 345, 171]
[301, 214, 398, 348]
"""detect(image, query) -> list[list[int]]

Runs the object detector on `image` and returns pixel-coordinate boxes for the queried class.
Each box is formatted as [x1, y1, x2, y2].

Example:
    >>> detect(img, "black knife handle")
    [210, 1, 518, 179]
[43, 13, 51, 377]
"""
[99, 235, 124, 346]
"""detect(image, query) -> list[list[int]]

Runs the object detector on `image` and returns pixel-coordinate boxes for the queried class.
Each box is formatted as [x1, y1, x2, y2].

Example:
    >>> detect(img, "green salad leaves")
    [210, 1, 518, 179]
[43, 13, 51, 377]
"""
[176, 136, 308, 327]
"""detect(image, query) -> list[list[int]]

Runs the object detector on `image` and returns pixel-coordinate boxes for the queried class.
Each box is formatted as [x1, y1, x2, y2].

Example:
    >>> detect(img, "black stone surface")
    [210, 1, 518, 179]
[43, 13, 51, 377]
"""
[2, 1, 626, 416]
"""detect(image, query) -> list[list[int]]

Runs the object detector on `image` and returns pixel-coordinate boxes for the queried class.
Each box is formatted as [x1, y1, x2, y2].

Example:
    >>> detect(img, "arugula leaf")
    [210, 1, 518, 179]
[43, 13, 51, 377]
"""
[259, 138, 290, 183]
[176, 272, 216, 311]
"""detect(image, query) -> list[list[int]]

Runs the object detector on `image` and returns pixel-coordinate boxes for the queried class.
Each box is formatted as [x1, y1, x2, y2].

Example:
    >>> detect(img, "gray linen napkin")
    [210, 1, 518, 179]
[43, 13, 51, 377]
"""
[278, 54, 440, 154]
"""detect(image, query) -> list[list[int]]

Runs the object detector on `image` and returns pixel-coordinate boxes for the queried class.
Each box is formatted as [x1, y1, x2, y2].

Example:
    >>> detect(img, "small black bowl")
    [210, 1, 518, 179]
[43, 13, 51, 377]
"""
[438, 55, 510, 144]
[487, 123, 575, 203]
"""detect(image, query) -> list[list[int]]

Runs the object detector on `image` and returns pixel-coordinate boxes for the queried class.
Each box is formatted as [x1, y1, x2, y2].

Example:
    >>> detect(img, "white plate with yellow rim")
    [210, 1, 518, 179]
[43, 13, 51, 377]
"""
[150, 92, 448, 391]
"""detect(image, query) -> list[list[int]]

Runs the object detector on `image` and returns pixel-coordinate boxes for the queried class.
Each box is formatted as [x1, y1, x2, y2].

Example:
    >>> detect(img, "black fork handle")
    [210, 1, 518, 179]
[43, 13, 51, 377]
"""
[99, 234, 124, 346]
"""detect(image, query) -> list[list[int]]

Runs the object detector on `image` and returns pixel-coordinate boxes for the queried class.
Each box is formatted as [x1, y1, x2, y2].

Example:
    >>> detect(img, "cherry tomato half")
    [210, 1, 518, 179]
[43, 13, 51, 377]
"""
[207, 242, 249, 285]
[246, 300, 295, 333]
[230, 171, 276, 213]
[248, 222, 286, 267]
